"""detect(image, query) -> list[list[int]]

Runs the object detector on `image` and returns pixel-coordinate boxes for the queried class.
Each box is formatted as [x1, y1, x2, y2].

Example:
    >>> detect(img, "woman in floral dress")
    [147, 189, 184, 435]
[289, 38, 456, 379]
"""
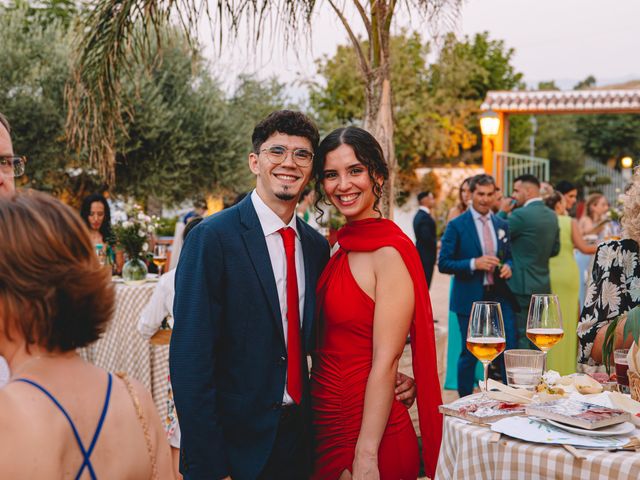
[577, 179, 640, 369]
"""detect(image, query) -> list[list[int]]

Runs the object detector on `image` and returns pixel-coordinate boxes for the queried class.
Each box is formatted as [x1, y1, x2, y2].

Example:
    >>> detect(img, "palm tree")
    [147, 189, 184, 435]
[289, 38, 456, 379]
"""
[66, 0, 460, 215]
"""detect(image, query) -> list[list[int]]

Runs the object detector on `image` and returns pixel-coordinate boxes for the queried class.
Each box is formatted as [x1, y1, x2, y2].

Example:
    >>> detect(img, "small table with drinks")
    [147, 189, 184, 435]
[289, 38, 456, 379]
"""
[437, 295, 640, 479]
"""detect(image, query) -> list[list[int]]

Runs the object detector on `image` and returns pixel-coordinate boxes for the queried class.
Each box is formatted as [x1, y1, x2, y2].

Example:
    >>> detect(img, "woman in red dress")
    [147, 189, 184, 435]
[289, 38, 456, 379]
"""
[311, 127, 442, 480]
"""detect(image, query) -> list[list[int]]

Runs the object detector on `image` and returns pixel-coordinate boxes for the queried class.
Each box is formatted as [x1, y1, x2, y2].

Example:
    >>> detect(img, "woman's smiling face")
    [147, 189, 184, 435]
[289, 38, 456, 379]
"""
[322, 144, 379, 222]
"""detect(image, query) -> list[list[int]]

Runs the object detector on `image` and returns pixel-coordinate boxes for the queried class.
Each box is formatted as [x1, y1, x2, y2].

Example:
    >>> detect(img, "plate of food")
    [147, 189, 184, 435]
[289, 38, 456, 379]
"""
[544, 419, 636, 437]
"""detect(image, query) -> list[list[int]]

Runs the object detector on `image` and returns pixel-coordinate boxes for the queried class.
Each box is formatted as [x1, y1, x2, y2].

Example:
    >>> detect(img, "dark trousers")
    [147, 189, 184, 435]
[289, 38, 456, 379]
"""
[457, 293, 517, 397]
[514, 293, 536, 349]
[258, 406, 309, 480]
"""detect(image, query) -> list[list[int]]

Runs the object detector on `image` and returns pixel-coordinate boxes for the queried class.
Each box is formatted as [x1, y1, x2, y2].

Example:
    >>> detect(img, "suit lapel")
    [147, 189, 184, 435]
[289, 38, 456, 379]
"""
[297, 218, 316, 347]
[238, 196, 285, 346]
[464, 210, 483, 256]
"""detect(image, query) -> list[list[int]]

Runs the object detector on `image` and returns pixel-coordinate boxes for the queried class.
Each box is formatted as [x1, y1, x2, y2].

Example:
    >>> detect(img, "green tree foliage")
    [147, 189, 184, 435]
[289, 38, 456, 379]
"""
[0, 4, 268, 205]
[0, 5, 74, 193]
[114, 33, 253, 205]
[310, 30, 524, 171]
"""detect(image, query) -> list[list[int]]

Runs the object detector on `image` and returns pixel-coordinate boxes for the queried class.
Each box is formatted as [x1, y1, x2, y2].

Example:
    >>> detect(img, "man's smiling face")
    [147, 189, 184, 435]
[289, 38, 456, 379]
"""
[249, 132, 313, 207]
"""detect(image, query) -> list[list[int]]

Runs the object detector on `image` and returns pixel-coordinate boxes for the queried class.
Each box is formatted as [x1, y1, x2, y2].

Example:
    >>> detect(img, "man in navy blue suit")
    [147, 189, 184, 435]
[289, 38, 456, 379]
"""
[170, 111, 415, 480]
[438, 174, 517, 397]
[413, 191, 437, 287]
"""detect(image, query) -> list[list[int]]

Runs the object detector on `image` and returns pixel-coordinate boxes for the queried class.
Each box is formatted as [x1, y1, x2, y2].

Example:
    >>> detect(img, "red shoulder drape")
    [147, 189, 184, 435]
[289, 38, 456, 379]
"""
[328, 217, 443, 479]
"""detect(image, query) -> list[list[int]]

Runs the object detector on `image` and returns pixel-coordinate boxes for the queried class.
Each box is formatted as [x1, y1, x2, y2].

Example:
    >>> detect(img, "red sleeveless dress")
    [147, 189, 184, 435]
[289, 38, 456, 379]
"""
[311, 219, 442, 480]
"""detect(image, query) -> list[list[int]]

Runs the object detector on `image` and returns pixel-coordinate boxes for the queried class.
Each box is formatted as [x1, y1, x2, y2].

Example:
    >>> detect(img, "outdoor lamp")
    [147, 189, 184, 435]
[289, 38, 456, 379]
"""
[621, 156, 633, 169]
[479, 110, 500, 137]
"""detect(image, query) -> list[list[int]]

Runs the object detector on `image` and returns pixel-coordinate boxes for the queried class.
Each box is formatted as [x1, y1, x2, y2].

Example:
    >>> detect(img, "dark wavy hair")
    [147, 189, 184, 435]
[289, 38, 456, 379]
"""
[313, 126, 389, 219]
[251, 110, 320, 153]
[80, 193, 113, 244]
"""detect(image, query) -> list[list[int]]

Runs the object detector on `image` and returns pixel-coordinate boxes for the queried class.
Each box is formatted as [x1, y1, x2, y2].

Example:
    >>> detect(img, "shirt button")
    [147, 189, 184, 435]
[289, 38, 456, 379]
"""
[278, 355, 286, 365]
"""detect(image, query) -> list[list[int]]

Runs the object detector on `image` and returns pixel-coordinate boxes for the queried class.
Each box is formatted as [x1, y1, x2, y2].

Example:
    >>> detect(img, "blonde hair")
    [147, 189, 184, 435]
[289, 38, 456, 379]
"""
[622, 172, 640, 243]
[584, 193, 606, 221]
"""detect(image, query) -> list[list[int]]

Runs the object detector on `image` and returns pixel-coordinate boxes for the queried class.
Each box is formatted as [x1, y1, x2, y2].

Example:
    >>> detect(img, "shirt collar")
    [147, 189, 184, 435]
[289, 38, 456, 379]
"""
[469, 205, 492, 222]
[524, 197, 543, 207]
[251, 190, 299, 238]
[419, 206, 431, 214]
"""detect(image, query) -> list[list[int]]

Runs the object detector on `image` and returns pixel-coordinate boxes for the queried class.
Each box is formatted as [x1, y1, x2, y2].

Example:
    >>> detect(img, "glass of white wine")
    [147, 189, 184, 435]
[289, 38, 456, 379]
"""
[525, 294, 563, 370]
[466, 301, 507, 398]
[152, 244, 167, 276]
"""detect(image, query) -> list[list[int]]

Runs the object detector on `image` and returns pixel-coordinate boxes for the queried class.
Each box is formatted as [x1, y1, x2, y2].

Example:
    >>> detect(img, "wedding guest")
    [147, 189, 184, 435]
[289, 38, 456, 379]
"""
[578, 174, 640, 368]
[576, 193, 610, 307]
[439, 174, 516, 396]
[311, 126, 441, 479]
[413, 191, 437, 287]
[499, 174, 560, 348]
[555, 180, 578, 213]
[446, 177, 471, 222]
[545, 192, 597, 375]
[444, 175, 482, 391]
[0, 190, 173, 479]
[80, 193, 114, 248]
[491, 186, 504, 214]
[0, 112, 22, 199]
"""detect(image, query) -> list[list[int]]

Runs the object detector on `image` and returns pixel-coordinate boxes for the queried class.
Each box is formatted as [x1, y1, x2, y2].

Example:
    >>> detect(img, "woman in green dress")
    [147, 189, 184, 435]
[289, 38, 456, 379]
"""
[545, 191, 597, 375]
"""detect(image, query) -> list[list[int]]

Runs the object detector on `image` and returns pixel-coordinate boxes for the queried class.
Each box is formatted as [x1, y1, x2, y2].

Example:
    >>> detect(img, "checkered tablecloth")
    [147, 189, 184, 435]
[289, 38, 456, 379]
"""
[79, 282, 170, 417]
[436, 416, 640, 480]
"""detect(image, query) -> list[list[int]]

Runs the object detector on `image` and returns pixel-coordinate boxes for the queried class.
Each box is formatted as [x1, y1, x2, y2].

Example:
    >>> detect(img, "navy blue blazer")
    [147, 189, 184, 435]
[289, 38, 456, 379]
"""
[438, 210, 513, 315]
[170, 195, 330, 480]
[413, 209, 437, 275]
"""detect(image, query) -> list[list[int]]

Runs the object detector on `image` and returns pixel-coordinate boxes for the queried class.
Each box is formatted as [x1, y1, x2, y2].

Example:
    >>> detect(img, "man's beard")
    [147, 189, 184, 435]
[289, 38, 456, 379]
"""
[275, 186, 296, 201]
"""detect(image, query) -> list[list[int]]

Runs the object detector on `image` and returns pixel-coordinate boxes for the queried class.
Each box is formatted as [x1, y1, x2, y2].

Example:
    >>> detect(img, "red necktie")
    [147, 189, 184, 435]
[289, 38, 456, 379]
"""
[278, 227, 302, 404]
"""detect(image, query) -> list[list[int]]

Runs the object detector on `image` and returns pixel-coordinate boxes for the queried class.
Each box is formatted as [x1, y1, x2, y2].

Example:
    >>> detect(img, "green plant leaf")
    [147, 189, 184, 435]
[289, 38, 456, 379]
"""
[602, 316, 620, 374]
[624, 306, 640, 344]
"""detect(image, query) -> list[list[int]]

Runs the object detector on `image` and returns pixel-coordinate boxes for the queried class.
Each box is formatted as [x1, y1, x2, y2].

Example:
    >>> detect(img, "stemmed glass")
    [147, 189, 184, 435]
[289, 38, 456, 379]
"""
[525, 294, 564, 370]
[466, 301, 507, 398]
[152, 244, 167, 276]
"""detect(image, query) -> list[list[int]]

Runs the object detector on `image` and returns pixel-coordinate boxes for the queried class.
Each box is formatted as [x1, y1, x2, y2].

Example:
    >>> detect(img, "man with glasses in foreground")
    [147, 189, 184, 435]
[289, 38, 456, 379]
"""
[0, 112, 26, 199]
[171, 110, 416, 480]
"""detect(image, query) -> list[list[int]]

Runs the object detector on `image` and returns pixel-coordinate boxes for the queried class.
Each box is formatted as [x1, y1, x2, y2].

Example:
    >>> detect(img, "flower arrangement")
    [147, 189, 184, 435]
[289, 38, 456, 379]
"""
[112, 203, 157, 260]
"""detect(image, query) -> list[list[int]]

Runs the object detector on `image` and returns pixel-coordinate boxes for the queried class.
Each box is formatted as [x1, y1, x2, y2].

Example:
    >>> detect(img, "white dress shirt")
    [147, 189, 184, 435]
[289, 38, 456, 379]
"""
[469, 206, 498, 285]
[419, 206, 431, 215]
[251, 190, 306, 404]
[524, 197, 543, 207]
[137, 268, 176, 340]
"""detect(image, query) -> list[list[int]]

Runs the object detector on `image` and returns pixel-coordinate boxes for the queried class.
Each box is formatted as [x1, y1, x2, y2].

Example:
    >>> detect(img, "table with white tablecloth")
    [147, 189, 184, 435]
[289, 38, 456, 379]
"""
[436, 416, 640, 480]
[79, 281, 170, 417]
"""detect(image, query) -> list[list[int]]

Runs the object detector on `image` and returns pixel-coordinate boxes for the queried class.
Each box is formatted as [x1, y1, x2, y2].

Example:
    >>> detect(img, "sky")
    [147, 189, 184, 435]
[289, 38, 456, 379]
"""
[200, 0, 640, 96]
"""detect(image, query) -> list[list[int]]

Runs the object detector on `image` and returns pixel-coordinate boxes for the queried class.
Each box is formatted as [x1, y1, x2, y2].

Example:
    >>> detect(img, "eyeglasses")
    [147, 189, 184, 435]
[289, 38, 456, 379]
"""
[260, 145, 314, 167]
[0, 155, 27, 177]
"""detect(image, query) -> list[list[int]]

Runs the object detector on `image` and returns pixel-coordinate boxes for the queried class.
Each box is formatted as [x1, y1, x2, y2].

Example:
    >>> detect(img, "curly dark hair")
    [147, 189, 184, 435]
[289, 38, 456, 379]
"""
[80, 193, 113, 245]
[251, 110, 320, 153]
[0, 190, 114, 351]
[313, 126, 389, 219]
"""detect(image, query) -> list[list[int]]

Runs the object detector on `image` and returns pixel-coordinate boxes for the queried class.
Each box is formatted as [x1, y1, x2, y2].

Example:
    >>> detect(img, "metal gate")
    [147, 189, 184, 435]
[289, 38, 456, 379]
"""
[493, 152, 550, 195]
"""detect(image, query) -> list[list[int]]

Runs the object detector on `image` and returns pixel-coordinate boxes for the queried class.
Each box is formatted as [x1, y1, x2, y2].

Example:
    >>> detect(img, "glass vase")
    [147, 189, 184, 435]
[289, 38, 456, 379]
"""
[122, 257, 148, 285]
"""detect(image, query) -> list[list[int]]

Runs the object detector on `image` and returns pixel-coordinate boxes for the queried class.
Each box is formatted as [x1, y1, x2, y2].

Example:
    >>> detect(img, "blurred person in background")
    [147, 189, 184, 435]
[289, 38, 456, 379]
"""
[545, 191, 597, 375]
[499, 174, 559, 349]
[413, 191, 437, 287]
[0, 190, 172, 479]
[576, 193, 610, 307]
[0, 112, 23, 199]
[80, 193, 114, 248]
[491, 186, 504, 214]
[443, 176, 483, 391]
[555, 180, 578, 215]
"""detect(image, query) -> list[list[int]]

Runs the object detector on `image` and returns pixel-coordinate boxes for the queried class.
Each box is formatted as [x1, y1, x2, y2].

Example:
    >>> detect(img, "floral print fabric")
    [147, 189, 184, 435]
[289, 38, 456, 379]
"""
[577, 239, 640, 367]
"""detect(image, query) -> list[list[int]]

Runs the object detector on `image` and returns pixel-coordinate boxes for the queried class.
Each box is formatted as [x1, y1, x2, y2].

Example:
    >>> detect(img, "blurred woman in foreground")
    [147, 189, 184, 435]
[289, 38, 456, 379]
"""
[0, 190, 172, 479]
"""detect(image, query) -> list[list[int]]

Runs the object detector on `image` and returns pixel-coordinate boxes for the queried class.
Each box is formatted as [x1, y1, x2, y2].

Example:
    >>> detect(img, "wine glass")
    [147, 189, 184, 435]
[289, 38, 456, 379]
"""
[152, 244, 167, 276]
[466, 301, 507, 398]
[525, 294, 563, 370]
